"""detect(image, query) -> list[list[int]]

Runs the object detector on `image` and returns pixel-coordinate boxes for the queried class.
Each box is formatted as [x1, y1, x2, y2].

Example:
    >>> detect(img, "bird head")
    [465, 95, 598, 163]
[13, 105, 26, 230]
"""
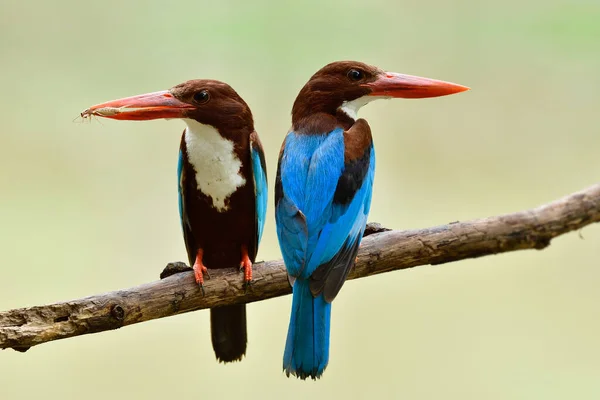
[81, 79, 254, 132]
[291, 61, 469, 126]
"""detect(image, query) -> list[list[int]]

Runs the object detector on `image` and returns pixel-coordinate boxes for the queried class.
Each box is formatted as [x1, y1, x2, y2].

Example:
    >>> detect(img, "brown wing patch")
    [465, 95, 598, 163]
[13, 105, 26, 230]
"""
[343, 119, 372, 162]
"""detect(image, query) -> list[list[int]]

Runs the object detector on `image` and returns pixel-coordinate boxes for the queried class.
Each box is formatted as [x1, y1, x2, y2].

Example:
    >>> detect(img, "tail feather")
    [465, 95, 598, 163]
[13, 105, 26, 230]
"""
[283, 280, 331, 380]
[210, 304, 247, 363]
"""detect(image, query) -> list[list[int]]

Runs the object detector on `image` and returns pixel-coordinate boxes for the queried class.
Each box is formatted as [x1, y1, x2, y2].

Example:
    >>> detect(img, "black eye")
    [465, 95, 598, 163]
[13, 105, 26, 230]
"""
[347, 69, 364, 81]
[193, 90, 210, 104]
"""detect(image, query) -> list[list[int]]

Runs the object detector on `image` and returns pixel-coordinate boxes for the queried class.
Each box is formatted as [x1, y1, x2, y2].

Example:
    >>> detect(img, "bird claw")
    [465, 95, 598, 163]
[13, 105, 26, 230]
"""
[240, 257, 253, 289]
[193, 262, 209, 295]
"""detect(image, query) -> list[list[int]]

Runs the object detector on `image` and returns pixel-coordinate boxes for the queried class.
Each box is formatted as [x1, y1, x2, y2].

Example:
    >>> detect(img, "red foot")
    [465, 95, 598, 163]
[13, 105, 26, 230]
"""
[240, 245, 253, 286]
[193, 249, 210, 290]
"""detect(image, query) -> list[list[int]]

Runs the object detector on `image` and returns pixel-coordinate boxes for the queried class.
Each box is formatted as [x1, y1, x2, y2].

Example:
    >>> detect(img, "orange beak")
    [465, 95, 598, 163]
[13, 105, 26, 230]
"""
[363, 72, 469, 98]
[81, 90, 195, 121]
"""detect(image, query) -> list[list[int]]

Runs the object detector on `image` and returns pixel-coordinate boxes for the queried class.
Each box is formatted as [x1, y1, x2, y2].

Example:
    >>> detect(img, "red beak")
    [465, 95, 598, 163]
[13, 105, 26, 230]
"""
[364, 72, 469, 98]
[81, 90, 195, 121]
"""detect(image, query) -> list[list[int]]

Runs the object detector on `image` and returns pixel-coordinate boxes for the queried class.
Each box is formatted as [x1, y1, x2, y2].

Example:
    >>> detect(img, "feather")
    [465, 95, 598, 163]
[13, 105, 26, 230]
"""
[250, 131, 268, 250]
[277, 124, 375, 379]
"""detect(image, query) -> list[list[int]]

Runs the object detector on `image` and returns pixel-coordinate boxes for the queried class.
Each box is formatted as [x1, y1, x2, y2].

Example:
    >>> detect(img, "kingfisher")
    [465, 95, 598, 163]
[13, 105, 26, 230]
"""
[275, 61, 468, 379]
[82, 79, 268, 363]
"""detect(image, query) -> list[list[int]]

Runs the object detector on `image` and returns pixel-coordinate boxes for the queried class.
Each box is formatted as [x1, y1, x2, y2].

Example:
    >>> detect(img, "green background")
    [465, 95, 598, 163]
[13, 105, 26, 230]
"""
[1, 0, 599, 398]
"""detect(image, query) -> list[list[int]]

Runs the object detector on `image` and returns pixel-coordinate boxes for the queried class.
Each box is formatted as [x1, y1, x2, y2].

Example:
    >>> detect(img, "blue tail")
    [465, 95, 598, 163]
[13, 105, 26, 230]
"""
[283, 279, 331, 380]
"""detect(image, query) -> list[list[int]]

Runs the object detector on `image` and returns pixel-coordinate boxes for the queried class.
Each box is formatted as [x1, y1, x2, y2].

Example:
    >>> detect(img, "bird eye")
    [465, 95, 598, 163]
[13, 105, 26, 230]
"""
[193, 90, 210, 104]
[347, 69, 364, 81]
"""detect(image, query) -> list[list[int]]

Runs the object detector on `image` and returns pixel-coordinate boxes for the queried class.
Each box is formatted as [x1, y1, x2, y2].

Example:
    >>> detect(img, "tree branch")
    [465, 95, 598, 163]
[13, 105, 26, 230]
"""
[1, 184, 599, 352]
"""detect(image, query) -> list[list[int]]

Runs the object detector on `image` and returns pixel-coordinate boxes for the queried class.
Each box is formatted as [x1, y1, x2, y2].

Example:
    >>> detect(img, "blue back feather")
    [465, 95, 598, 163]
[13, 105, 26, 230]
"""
[307, 149, 374, 272]
[278, 129, 346, 279]
[277, 129, 374, 278]
[277, 128, 375, 379]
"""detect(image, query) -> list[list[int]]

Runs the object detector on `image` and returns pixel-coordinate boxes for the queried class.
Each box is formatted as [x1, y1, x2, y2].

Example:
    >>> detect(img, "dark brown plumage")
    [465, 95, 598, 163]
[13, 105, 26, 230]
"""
[291, 61, 381, 130]
[82, 79, 268, 364]
[174, 80, 265, 363]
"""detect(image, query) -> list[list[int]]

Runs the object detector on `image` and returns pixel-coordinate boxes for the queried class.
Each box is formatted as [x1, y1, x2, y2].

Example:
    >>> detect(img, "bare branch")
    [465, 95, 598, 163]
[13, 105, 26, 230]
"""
[1, 184, 599, 352]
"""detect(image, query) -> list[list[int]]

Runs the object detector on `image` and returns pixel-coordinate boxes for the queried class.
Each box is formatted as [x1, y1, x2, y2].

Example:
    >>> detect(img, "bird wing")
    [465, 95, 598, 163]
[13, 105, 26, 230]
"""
[178, 146, 197, 267]
[249, 131, 268, 261]
[276, 122, 374, 302]
[308, 145, 374, 302]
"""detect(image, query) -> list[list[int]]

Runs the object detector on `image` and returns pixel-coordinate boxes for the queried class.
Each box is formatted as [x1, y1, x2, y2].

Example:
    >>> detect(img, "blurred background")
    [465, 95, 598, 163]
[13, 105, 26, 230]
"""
[1, 0, 599, 398]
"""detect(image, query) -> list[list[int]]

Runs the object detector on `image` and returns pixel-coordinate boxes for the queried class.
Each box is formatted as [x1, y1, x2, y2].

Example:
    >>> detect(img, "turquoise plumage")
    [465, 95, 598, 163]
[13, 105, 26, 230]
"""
[275, 60, 467, 380]
[276, 128, 375, 379]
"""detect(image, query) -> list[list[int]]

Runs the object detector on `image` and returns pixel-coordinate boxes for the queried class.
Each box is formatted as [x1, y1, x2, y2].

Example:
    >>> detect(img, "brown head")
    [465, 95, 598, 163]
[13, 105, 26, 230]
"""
[81, 79, 254, 133]
[291, 61, 469, 130]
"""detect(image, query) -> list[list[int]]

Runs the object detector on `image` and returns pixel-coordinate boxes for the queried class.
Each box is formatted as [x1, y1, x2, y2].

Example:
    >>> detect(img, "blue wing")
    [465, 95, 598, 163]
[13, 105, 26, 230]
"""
[275, 127, 375, 301]
[177, 147, 197, 266]
[177, 149, 184, 225]
[250, 131, 268, 250]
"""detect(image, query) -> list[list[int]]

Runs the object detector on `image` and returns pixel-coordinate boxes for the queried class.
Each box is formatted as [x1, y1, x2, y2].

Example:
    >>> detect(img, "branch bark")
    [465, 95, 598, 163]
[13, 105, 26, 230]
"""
[1, 184, 599, 352]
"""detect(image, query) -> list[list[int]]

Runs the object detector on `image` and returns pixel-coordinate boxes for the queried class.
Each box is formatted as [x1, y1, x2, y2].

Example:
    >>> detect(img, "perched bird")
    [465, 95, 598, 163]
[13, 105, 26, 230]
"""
[275, 61, 468, 379]
[82, 80, 267, 363]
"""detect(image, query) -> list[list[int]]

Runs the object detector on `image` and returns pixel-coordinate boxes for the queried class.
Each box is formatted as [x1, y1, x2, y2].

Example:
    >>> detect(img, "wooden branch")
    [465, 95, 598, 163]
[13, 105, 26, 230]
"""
[1, 184, 599, 352]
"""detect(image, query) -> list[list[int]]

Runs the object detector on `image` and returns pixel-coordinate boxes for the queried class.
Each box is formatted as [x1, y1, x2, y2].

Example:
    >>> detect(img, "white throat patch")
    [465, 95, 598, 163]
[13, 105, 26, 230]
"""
[339, 95, 390, 120]
[183, 119, 246, 212]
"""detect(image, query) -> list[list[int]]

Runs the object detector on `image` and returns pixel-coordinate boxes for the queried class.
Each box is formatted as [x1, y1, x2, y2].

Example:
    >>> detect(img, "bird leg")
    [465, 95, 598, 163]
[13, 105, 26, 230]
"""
[239, 245, 253, 289]
[193, 248, 210, 294]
